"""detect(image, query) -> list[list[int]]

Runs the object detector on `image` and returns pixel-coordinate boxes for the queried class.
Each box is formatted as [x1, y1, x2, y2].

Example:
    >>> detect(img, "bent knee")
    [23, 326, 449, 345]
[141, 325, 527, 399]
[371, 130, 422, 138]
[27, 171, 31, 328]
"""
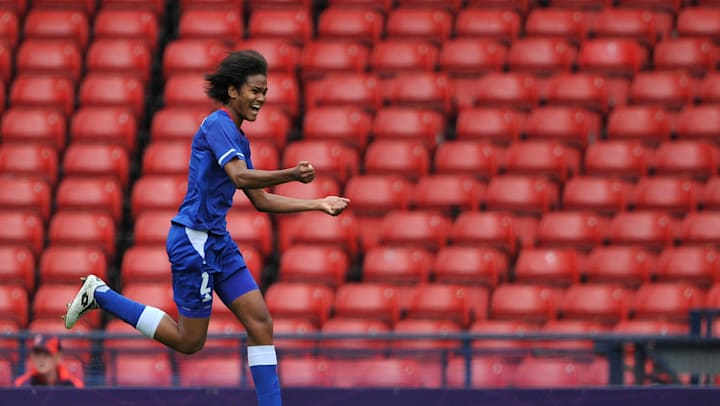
[176, 338, 206, 355]
[246, 314, 274, 336]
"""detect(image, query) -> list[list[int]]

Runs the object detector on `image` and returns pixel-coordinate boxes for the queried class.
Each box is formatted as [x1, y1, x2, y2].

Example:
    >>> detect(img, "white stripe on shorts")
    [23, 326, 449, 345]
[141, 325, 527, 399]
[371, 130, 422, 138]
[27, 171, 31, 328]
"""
[184, 227, 208, 262]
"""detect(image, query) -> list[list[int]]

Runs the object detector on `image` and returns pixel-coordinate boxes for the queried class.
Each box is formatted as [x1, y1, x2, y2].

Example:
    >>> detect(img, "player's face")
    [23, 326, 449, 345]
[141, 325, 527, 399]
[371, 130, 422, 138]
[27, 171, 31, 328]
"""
[232, 74, 268, 122]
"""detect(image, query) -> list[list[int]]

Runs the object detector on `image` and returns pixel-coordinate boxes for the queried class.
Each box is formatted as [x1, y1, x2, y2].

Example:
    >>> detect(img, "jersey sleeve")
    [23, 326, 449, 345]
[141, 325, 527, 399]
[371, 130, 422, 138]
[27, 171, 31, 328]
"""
[207, 116, 250, 168]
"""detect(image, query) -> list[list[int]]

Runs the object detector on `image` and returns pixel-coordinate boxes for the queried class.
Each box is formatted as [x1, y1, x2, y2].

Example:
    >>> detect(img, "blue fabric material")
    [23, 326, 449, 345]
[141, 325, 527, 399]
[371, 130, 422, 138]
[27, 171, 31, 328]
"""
[95, 287, 145, 326]
[250, 364, 282, 406]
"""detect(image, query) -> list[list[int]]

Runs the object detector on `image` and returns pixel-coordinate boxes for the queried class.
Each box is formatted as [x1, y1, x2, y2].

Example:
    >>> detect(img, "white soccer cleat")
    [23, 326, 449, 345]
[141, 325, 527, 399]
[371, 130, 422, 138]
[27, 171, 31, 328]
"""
[63, 275, 105, 329]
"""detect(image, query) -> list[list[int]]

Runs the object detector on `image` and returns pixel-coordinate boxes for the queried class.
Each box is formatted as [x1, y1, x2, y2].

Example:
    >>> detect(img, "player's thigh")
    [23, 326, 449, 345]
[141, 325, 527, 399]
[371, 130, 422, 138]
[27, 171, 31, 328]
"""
[214, 250, 268, 326]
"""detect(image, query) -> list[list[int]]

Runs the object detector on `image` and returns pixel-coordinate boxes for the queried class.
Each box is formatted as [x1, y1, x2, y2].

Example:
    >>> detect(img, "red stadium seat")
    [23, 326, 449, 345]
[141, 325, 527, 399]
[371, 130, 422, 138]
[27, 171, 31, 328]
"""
[577, 39, 646, 77]
[508, 38, 576, 75]
[271, 318, 316, 351]
[513, 358, 584, 388]
[178, 355, 242, 387]
[244, 138, 279, 170]
[0, 8, 19, 50]
[31, 0, 96, 14]
[385, 8, 452, 43]
[654, 38, 717, 75]
[370, 40, 438, 77]
[161, 39, 227, 79]
[264, 72, 300, 118]
[607, 106, 672, 145]
[226, 211, 273, 256]
[545, 73, 609, 112]
[514, 248, 582, 286]
[102, 0, 166, 15]
[56, 178, 123, 222]
[265, 283, 334, 327]
[474, 73, 538, 110]
[563, 177, 632, 214]
[305, 73, 382, 111]
[279, 245, 348, 287]
[278, 211, 357, 255]
[327, 0, 392, 12]
[608, 211, 674, 249]
[28, 319, 92, 361]
[0, 211, 44, 255]
[15, 39, 82, 82]
[655, 141, 719, 179]
[141, 142, 191, 176]
[617, 0, 680, 12]
[385, 73, 451, 113]
[633, 282, 705, 321]
[130, 176, 186, 218]
[629, 71, 694, 109]
[439, 39, 507, 76]
[504, 141, 580, 182]
[317, 7, 383, 44]
[524, 107, 601, 148]
[455, 108, 524, 145]
[362, 246, 433, 284]
[0, 285, 28, 326]
[321, 316, 387, 352]
[699, 72, 720, 104]
[150, 107, 209, 143]
[469, 320, 538, 350]
[94, 9, 159, 51]
[455, 9, 521, 42]
[465, 0, 528, 11]
[162, 73, 214, 110]
[39, 246, 106, 285]
[34, 284, 100, 328]
[122, 282, 176, 317]
[120, 246, 170, 285]
[446, 356, 515, 388]
[86, 39, 151, 83]
[23, 9, 88, 48]
[613, 319, 688, 336]
[0, 145, 58, 186]
[549, 0, 612, 8]
[676, 105, 720, 143]
[539, 320, 610, 350]
[391, 319, 462, 353]
[0, 42, 10, 84]
[364, 140, 430, 180]
[433, 247, 507, 287]
[283, 140, 356, 183]
[63, 144, 129, 187]
[71, 107, 137, 152]
[677, 8, 720, 39]
[0, 246, 34, 293]
[334, 284, 400, 327]
[633, 177, 701, 214]
[406, 284, 476, 328]
[10, 75, 74, 116]
[133, 210, 175, 246]
[525, 9, 586, 42]
[178, 9, 242, 42]
[234, 106, 290, 148]
[279, 357, 331, 387]
[586, 246, 654, 287]
[108, 353, 172, 386]
[378, 211, 450, 251]
[584, 141, 651, 179]
[102, 318, 163, 359]
[179, 0, 243, 11]
[490, 284, 562, 323]
[302, 106, 372, 150]
[272, 176, 340, 201]
[301, 40, 369, 79]
[656, 246, 719, 286]
[486, 176, 559, 215]
[344, 175, 412, 215]
[373, 108, 445, 149]
[593, 9, 658, 46]
[78, 74, 145, 119]
[1, 107, 66, 151]
[680, 212, 720, 247]
[0, 324, 18, 367]
[537, 212, 607, 250]
[412, 175, 484, 212]
[561, 284, 631, 324]
[332, 358, 438, 388]
[704, 177, 720, 209]
[0, 177, 51, 222]
[234, 38, 301, 75]
[247, 9, 312, 45]
[434, 141, 503, 179]
[451, 211, 517, 254]
[49, 212, 116, 258]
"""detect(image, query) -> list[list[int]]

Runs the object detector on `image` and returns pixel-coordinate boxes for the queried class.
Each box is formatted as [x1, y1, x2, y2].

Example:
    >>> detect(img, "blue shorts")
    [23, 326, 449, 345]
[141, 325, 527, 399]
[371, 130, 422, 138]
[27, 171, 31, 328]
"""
[166, 223, 259, 318]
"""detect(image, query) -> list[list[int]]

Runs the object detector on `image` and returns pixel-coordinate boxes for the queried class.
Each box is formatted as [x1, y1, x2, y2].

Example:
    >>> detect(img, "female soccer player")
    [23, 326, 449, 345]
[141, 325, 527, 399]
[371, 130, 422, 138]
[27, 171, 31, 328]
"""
[63, 50, 349, 405]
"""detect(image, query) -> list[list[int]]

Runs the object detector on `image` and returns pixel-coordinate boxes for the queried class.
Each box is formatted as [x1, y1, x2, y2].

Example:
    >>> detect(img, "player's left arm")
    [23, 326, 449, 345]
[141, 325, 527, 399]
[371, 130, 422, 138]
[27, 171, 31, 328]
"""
[243, 188, 349, 216]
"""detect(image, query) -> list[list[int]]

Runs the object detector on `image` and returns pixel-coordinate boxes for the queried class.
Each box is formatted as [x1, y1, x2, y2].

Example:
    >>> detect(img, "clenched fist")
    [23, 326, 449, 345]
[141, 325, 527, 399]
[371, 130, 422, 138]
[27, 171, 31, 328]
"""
[321, 196, 350, 216]
[293, 161, 315, 184]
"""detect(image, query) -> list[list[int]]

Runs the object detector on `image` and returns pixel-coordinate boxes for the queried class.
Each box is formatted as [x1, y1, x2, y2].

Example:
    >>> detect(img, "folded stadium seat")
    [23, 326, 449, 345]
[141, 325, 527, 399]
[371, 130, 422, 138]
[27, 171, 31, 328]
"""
[373, 107, 446, 150]
[364, 140, 430, 181]
[316, 7, 383, 44]
[229, 106, 288, 148]
[385, 72, 452, 114]
[592, 9, 659, 47]
[412, 174, 484, 213]
[705, 284, 720, 310]
[0, 246, 35, 293]
[378, 211, 451, 252]
[433, 246, 507, 288]
[539, 320, 610, 351]
[455, 9, 521, 43]
[613, 319, 688, 336]
[563, 177, 632, 215]
[474, 73, 538, 110]
[504, 141, 581, 182]
[525, 106, 601, 149]
[0, 284, 28, 327]
[304, 73, 382, 112]
[654, 38, 717, 77]
[258, 317, 314, 352]
[490, 284, 563, 324]
[102, 0, 166, 16]
[446, 356, 516, 388]
[451, 211, 518, 254]
[391, 319, 462, 355]
[133, 210, 175, 246]
[585, 246, 654, 287]
[0, 177, 52, 222]
[545, 73, 609, 113]
[55, 178, 123, 222]
[23, 9, 88, 49]
[680, 212, 720, 247]
[655, 246, 719, 286]
[49, 211, 116, 258]
[407, 284, 482, 328]
[361, 246, 434, 284]
[279, 357, 332, 387]
[344, 175, 412, 217]
[33, 284, 101, 328]
[277, 211, 358, 255]
[94, 9, 159, 51]
[371, 39, 439, 79]
[0, 144, 58, 187]
[699, 72, 720, 104]
[633, 282, 706, 322]
[537, 211, 608, 251]
[225, 211, 273, 257]
[71, 107, 138, 153]
[283, 140, 357, 183]
[10, 75, 74, 117]
[63, 144, 130, 188]
[331, 358, 435, 388]
[104, 320, 170, 366]
[434, 141, 504, 179]
[514, 248, 583, 286]
[39, 246, 106, 287]
[576, 39, 647, 77]
[705, 177, 720, 209]
[469, 319, 540, 352]
[121, 282, 176, 318]
[273, 175, 340, 201]
[247, 8, 312, 45]
[450, 77, 479, 110]
[264, 283, 334, 327]
[629, 71, 695, 110]
[162, 73, 215, 110]
[149, 107, 209, 143]
[120, 246, 171, 285]
[85, 38, 152, 83]
[508, 38, 577, 76]
[333, 284, 400, 327]
[0, 211, 44, 255]
[606, 106, 673, 146]
[513, 357, 585, 388]
[584, 141, 651, 179]
[524, 9, 587, 43]
[107, 353, 172, 386]
[141, 142, 191, 177]
[385, 8, 451, 44]
[654, 141, 719, 179]
[234, 39, 300, 76]
[320, 317, 391, 353]
[438, 39, 507, 77]
[279, 245, 349, 287]
[28, 318, 92, 362]
[560, 284, 631, 324]
[262, 72, 300, 118]
[0, 8, 19, 50]
[78, 74, 145, 119]
[0, 107, 67, 151]
[301, 40, 370, 80]
[548, 0, 612, 8]
[677, 7, 720, 39]
[632, 177, 702, 215]
[455, 108, 524, 145]
[162, 38, 229, 78]
[675, 105, 720, 143]
[486, 176, 560, 215]
[302, 106, 372, 151]
[178, 9, 242, 43]
[608, 211, 675, 250]
[178, 354, 243, 387]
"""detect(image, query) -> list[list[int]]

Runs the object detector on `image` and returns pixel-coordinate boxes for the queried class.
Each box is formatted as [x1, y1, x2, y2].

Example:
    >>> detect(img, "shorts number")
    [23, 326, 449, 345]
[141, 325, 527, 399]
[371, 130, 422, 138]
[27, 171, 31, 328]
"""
[200, 272, 211, 301]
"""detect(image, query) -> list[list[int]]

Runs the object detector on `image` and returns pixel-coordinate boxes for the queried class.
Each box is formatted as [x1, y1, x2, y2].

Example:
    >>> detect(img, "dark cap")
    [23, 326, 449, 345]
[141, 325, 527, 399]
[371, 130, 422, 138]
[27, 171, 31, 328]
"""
[31, 334, 61, 355]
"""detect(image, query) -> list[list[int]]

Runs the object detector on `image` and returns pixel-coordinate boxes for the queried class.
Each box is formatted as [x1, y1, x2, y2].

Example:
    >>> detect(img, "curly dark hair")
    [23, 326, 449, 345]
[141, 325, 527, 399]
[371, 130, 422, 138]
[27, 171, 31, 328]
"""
[205, 50, 268, 104]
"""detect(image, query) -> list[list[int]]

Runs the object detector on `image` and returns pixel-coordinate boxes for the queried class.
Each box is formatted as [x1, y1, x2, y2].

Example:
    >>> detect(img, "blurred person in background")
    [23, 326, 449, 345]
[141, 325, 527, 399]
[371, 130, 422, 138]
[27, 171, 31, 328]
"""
[14, 334, 83, 388]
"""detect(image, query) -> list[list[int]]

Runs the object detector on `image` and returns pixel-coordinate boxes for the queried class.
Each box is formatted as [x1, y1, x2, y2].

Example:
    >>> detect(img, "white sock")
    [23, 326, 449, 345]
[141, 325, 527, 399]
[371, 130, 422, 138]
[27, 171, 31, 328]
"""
[135, 306, 166, 338]
[248, 345, 278, 367]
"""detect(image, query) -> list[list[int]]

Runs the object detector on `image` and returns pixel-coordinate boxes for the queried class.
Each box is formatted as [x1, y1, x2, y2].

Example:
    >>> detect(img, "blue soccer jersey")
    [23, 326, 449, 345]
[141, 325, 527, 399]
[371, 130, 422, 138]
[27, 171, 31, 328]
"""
[172, 108, 253, 234]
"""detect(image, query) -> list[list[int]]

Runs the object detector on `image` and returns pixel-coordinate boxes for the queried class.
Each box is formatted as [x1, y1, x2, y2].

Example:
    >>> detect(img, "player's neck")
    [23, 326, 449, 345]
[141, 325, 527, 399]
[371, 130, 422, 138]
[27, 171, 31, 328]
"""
[221, 105, 244, 130]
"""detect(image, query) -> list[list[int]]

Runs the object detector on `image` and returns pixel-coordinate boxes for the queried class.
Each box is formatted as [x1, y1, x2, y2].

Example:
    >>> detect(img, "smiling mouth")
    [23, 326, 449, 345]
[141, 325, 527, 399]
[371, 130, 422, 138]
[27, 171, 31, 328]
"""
[249, 104, 261, 114]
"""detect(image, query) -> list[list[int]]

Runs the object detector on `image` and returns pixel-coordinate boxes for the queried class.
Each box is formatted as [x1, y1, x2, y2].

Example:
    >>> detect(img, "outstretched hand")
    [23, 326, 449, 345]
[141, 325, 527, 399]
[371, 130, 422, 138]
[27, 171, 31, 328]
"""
[321, 196, 350, 216]
[293, 161, 315, 184]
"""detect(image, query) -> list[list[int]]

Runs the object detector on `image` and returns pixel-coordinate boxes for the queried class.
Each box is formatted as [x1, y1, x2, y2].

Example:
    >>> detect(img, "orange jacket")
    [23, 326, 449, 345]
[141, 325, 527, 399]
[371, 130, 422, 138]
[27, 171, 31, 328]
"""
[14, 364, 84, 388]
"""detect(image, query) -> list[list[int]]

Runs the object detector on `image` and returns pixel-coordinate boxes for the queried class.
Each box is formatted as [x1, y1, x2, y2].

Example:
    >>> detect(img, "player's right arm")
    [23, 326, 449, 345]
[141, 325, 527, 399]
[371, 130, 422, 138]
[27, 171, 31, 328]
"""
[223, 158, 315, 189]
